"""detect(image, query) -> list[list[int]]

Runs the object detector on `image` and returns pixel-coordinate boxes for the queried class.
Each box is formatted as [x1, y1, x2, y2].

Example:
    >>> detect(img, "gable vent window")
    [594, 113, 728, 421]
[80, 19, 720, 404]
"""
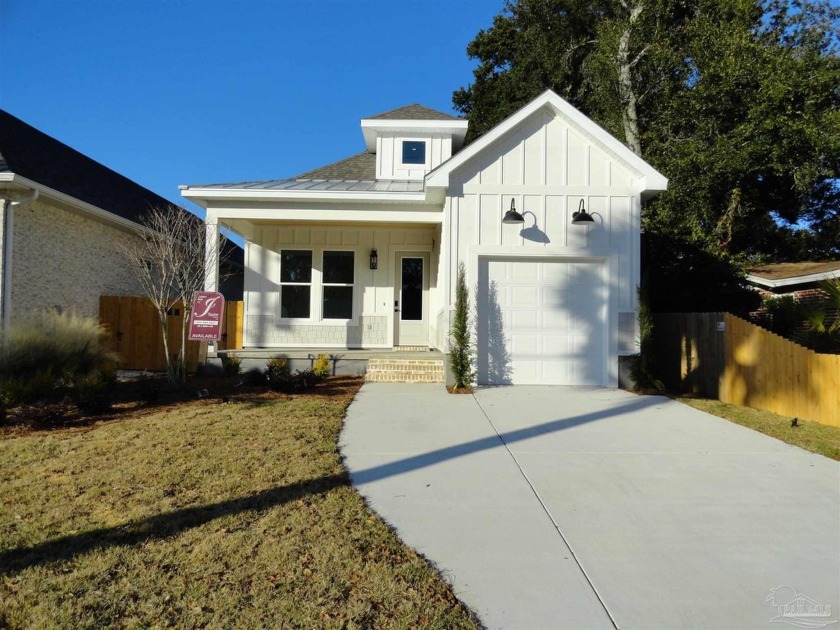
[322, 251, 354, 320]
[401, 141, 426, 165]
[280, 250, 312, 319]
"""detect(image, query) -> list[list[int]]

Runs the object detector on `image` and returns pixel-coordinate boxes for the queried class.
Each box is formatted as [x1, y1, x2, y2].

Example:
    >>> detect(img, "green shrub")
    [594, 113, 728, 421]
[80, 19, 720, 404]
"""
[266, 357, 290, 388]
[0, 310, 117, 405]
[244, 367, 267, 386]
[221, 352, 243, 377]
[449, 262, 474, 389]
[312, 354, 331, 378]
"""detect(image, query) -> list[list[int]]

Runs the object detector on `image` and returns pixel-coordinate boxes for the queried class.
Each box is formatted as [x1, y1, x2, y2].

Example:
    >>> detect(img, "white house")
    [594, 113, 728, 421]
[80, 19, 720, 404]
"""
[181, 90, 667, 386]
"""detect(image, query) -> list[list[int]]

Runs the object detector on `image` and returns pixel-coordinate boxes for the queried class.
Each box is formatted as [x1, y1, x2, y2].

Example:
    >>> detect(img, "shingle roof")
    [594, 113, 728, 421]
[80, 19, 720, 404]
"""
[294, 151, 375, 180]
[747, 261, 840, 281]
[0, 109, 173, 225]
[365, 104, 463, 121]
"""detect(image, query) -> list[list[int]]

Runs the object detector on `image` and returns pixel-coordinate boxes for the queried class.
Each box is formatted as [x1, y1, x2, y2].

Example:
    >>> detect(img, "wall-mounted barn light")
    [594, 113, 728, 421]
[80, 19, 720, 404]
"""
[369, 248, 378, 270]
[571, 199, 594, 225]
[502, 199, 525, 224]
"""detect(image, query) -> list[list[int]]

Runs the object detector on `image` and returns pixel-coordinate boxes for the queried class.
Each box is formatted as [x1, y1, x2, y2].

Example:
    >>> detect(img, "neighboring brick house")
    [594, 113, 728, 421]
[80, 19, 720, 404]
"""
[0, 109, 242, 330]
[746, 261, 840, 303]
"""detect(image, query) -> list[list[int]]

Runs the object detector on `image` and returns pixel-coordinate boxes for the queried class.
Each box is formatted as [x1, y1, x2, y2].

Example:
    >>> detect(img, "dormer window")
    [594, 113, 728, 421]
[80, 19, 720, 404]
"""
[401, 141, 426, 165]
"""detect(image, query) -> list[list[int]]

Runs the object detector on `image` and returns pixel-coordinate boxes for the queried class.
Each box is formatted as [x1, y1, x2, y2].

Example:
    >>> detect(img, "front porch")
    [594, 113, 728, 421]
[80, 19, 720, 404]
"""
[214, 347, 446, 384]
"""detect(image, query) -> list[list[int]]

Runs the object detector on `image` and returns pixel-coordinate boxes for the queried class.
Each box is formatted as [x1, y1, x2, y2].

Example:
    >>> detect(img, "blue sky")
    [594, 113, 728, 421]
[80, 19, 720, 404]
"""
[0, 0, 502, 219]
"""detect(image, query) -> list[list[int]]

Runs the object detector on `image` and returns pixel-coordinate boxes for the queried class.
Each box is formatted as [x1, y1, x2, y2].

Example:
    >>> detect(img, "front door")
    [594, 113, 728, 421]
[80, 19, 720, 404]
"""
[395, 252, 429, 347]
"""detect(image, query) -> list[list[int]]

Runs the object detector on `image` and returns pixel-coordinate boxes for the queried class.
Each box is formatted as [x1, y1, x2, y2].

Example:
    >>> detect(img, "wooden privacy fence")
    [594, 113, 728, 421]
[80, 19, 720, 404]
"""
[653, 312, 840, 428]
[100, 296, 243, 372]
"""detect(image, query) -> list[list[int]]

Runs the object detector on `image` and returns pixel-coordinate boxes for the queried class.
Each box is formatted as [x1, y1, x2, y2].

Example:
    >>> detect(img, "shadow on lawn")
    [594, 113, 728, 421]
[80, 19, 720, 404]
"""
[0, 473, 350, 576]
[0, 392, 662, 576]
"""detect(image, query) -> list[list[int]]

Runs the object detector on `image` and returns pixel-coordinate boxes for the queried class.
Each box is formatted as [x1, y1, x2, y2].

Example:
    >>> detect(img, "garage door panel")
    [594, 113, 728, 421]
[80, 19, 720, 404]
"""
[511, 285, 539, 306]
[511, 310, 539, 329]
[542, 308, 570, 330]
[477, 258, 606, 386]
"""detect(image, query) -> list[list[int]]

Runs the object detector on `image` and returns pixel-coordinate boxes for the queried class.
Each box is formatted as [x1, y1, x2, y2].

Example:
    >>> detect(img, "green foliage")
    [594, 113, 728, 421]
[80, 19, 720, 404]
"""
[753, 294, 807, 337]
[642, 232, 760, 314]
[266, 357, 290, 388]
[312, 354, 331, 378]
[455, 0, 840, 271]
[221, 352, 243, 377]
[629, 285, 664, 390]
[0, 310, 117, 405]
[799, 278, 840, 352]
[449, 262, 475, 389]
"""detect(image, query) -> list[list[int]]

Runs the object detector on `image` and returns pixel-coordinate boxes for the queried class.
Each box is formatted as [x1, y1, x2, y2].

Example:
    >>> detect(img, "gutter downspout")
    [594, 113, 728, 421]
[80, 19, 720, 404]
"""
[1, 188, 39, 332]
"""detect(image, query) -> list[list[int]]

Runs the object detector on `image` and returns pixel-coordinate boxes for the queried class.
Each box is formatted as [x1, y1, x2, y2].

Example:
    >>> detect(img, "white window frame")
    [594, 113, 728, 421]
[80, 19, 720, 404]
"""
[399, 138, 429, 169]
[320, 249, 355, 323]
[279, 249, 314, 321]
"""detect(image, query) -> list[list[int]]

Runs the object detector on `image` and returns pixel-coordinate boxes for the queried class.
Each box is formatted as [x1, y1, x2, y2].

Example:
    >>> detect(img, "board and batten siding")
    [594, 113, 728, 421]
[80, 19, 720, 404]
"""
[376, 134, 453, 181]
[442, 107, 642, 361]
[244, 225, 438, 348]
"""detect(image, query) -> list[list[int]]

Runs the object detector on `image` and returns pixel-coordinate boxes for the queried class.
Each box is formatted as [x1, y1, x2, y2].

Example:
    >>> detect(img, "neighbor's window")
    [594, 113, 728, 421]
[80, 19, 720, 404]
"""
[322, 251, 354, 319]
[280, 250, 312, 318]
[402, 140, 426, 165]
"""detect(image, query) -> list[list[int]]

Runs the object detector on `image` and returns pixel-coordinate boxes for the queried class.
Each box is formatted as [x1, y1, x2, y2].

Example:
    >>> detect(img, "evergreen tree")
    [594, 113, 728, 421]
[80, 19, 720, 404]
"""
[449, 262, 475, 389]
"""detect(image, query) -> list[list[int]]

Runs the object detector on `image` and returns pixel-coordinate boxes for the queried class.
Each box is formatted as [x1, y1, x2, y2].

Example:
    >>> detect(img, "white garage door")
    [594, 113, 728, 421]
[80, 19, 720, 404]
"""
[476, 258, 607, 385]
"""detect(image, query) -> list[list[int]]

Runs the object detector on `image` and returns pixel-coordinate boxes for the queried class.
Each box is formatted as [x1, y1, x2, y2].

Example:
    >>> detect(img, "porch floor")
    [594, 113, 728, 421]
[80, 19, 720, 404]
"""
[216, 348, 444, 360]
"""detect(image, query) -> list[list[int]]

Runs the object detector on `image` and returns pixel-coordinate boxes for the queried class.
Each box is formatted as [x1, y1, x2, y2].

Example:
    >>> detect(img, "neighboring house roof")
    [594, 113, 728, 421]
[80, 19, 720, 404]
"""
[746, 261, 840, 289]
[0, 109, 172, 225]
[366, 104, 463, 121]
[425, 89, 668, 196]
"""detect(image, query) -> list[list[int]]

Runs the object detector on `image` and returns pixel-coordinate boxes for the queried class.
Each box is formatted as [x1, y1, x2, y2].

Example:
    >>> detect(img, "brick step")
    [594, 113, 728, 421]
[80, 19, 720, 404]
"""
[365, 359, 445, 383]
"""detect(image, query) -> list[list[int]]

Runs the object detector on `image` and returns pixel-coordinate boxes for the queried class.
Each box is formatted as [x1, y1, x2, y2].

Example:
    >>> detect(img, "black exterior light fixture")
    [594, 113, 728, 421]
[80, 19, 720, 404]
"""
[369, 248, 378, 270]
[502, 198, 525, 224]
[571, 199, 595, 225]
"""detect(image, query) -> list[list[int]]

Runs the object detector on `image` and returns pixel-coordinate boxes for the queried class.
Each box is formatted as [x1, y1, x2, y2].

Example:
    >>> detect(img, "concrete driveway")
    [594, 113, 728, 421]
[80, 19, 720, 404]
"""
[340, 384, 840, 629]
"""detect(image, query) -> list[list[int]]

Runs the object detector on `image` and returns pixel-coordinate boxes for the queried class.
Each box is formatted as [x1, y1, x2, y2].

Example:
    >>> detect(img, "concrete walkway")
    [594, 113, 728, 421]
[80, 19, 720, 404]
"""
[340, 384, 840, 629]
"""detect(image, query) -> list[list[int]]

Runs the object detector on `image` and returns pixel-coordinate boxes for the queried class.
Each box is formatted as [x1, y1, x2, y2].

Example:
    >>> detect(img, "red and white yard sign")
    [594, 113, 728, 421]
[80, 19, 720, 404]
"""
[188, 291, 225, 341]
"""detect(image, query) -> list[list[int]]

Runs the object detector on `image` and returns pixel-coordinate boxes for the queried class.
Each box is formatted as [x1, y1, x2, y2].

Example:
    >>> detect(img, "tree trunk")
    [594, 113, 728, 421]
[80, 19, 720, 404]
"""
[178, 305, 189, 384]
[159, 314, 175, 383]
[618, 2, 644, 157]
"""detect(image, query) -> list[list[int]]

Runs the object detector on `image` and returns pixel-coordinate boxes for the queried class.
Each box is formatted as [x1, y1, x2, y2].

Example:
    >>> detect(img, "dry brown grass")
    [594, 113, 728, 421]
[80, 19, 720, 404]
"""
[0, 377, 477, 629]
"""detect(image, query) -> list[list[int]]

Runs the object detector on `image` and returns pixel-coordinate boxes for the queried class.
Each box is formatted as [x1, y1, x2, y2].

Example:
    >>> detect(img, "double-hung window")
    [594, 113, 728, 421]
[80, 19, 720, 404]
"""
[322, 251, 354, 320]
[280, 250, 312, 318]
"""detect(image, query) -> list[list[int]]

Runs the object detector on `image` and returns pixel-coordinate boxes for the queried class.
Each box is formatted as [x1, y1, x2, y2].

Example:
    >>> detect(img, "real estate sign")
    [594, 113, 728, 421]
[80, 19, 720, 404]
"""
[188, 291, 225, 341]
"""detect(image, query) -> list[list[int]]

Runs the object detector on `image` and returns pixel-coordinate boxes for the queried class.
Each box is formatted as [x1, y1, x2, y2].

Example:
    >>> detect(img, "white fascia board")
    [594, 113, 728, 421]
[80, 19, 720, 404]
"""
[360, 119, 468, 152]
[0, 173, 150, 234]
[746, 270, 840, 289]
[426, 89, 668, 194]
[180, 187, 428, 205]
[205, 205, 442, 224]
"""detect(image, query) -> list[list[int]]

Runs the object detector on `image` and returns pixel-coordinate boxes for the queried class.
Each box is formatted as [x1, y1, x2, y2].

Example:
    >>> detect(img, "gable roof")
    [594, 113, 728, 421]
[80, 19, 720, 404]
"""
[366, 104, 463, 121]
[746, 261, 840, 288]
[424, 89, 668, 195]
[0, 109, 173, 225]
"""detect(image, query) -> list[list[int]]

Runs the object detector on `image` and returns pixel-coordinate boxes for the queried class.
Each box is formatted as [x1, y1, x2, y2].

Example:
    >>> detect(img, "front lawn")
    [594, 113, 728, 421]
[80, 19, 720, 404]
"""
[678, 397, 840, 461]
[0, 377, 477, 628]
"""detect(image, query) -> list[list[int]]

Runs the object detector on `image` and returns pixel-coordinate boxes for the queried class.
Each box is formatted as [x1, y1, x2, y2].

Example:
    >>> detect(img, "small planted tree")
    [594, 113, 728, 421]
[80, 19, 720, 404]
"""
[121, 205, 226, 384]
[449, 262, 475, 390]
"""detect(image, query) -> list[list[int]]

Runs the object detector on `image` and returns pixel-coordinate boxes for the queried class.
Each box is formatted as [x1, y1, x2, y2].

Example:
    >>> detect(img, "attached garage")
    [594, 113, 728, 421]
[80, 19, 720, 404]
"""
[476, 257, 608, 386]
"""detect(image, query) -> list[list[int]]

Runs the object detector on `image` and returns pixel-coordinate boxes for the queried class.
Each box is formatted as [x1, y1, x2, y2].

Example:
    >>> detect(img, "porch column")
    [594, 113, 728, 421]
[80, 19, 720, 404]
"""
[205, 216, 220, 356]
